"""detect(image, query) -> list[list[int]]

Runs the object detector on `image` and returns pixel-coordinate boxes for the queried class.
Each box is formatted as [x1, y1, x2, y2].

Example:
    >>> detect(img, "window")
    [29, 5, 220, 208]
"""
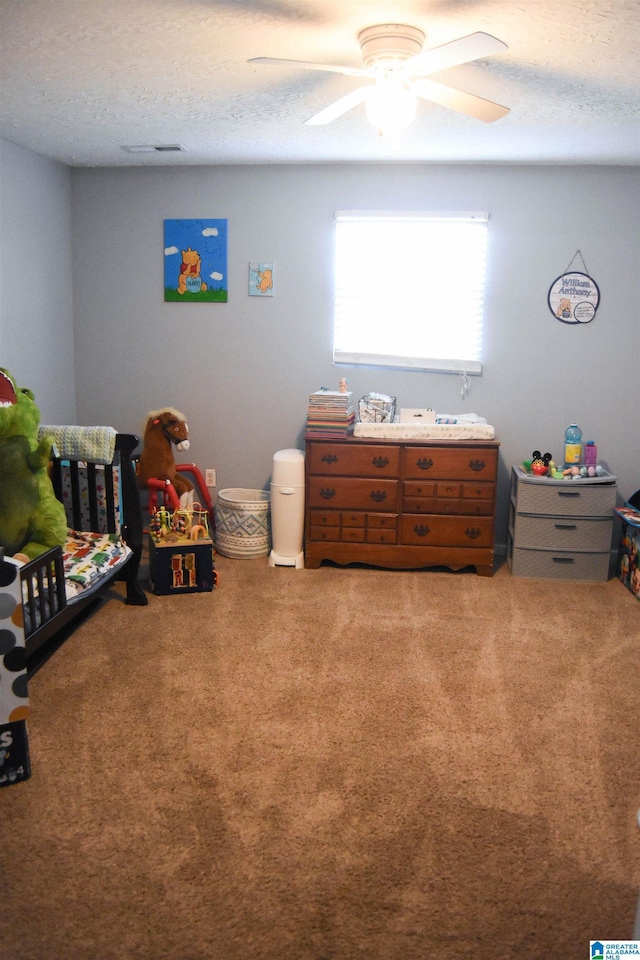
[333, 210, 488, 374]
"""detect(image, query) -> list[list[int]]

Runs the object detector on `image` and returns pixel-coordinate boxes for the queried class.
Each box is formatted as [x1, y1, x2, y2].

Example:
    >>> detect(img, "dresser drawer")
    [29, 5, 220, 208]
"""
[512, 515, 614, 551]
[308, 477, 399, 512]
[366, 527, 397, 544]
[508, 544, 611, 581]
[401, 514, 493, 548]
[404, 480, 494, 516]
[340, 512, 397, 531]
[309, 510, 398, 545]
[463, 482, 495, 501]
[402, 446, 497, 481]
[308, 443, 400, 477]
[342, 512, 366, 527]
[308, 510, 340, 527]
[367, 513, 397, 530]
[404, 481, 436, 498]
[310, 523, 341, 541]
[341, 526, 366, 542]
[514, 481, 616, 517]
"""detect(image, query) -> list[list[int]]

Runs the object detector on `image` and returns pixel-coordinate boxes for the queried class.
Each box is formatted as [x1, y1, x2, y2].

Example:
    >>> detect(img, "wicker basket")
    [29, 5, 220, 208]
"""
[358, 394, 396, 424]
[214, 488, 271, 558]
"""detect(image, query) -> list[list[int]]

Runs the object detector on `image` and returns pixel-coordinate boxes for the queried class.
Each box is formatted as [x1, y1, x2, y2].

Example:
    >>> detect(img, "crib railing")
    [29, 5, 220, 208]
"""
[20, 546, 67, 642]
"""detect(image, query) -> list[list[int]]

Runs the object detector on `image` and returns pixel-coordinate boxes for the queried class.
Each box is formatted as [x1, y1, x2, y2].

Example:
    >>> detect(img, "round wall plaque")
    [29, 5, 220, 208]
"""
[548, 271, 600, 324]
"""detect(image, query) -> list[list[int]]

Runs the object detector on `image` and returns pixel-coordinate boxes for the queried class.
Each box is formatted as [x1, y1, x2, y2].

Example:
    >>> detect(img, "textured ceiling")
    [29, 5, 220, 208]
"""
[1, 0, 639, 167]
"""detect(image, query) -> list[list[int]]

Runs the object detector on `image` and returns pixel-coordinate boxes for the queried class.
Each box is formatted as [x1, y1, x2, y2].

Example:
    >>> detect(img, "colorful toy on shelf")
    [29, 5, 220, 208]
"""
[522, 447, 607, 480]
[530, 450, 552, 476]
[149, 501, 211, 543]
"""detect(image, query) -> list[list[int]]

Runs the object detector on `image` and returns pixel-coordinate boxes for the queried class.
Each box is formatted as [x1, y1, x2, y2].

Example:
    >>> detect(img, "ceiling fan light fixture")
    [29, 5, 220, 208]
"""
[358, 24, 425, 67]
[252, 23, 510, 129]
[365, 79, 417, 136]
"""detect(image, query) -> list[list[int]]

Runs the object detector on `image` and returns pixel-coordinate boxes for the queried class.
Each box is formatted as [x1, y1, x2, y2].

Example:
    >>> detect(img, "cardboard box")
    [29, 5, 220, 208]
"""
[615, 492, 640, 601]
[149, 534, 216, 595]
[399, 408, 436, 424]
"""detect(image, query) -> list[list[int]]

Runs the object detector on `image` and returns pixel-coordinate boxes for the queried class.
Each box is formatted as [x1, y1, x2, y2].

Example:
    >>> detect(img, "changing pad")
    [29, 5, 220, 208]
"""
[353, 422, 496, 440]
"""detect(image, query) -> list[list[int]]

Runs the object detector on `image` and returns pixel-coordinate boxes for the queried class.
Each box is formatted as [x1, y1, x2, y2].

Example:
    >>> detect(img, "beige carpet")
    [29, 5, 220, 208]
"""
[1, 556, 639, 960]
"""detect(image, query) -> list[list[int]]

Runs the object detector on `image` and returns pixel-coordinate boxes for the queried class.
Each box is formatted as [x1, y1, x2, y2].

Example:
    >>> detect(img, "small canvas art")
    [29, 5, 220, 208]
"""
[249, 262, 274, 297]
[164, 219, 228, 302]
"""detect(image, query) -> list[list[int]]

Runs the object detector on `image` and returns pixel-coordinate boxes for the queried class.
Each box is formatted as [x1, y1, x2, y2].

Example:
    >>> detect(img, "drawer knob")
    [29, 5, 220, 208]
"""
[372, 456, 389, 468]
[416, 458, 434, 471]
[321, 454, 338, 465]
[469, 460, 486, 472]
[413, 524, 431, 537]
[465, 527, 482, 539]
[320, 487, 336, 500]
[370, 490, 387, 502]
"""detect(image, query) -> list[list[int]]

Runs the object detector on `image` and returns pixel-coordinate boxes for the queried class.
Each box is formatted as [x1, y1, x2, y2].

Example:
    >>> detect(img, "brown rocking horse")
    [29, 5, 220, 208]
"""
[136, 408, 194, 504]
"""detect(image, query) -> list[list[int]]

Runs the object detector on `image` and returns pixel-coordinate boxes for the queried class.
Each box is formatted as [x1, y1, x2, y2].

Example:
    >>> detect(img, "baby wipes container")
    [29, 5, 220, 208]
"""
[268, 449, 305, 569]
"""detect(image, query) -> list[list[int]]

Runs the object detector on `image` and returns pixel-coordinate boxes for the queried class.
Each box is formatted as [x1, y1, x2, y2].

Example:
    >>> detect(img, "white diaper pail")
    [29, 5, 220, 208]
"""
[268, 448, 305, 569]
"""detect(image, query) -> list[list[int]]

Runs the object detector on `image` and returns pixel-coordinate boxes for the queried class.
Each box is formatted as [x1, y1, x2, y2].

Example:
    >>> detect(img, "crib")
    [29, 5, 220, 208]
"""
[0, 426, 147, 786]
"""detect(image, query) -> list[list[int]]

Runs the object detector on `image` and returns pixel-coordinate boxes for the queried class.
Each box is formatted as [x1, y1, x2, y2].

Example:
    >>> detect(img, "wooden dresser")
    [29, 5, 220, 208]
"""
[305, 435, 500, 575]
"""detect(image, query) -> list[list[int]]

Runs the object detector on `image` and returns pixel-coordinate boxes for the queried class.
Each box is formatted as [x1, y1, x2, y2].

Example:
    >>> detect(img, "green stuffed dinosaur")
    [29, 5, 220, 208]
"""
[0, 368, 68, 560]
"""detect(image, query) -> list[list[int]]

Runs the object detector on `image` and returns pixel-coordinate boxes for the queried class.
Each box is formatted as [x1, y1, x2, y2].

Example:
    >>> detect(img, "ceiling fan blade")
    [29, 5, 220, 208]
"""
[248, 57, 365, 78]
[413, 78, 510, 122]
[304, 86, 370, 125]
[408, 32, 508, 77]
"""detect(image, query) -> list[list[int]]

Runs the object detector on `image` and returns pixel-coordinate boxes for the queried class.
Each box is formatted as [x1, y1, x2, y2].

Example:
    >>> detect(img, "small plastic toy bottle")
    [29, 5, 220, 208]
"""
[584, 440, 598, 466]
[564, 423, 583, 466]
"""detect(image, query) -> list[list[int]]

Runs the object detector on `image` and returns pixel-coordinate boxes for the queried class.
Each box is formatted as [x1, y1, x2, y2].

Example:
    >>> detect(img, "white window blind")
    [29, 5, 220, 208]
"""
[333, 210, 488, 374]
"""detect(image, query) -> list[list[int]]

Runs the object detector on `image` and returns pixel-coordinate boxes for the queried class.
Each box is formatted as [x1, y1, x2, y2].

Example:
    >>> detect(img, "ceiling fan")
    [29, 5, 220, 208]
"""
[249, 23, 510, 133]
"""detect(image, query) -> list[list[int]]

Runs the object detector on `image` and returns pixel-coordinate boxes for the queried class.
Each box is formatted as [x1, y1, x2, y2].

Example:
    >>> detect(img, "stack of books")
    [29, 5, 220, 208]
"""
[305, 389, 355, 438]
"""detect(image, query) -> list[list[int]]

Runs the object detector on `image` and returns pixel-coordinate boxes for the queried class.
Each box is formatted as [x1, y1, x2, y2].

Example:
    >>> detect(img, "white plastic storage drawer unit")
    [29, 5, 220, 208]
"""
[507, 466, 617, 581]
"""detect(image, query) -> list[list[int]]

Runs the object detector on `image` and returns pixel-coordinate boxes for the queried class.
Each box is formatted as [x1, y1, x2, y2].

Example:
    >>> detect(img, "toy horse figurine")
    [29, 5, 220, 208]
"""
[136, 408, 194, 507]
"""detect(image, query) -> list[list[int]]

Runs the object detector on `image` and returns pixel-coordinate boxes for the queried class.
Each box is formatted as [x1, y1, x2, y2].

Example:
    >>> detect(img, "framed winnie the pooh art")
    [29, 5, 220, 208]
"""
[164, 218, 228, 302]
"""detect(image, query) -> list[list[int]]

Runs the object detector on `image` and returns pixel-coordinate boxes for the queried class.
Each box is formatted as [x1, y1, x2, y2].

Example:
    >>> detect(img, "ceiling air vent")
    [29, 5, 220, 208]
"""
[121, 144, 187, 153]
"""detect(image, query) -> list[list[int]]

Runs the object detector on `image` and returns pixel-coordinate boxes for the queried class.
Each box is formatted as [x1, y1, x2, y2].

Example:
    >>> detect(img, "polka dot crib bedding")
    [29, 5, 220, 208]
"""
[0, 555, 31, 786]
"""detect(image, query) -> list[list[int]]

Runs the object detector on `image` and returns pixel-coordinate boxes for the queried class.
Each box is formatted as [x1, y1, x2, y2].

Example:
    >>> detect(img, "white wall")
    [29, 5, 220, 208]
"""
[70, 162, 640, 548]
[0, 138, 76, 421]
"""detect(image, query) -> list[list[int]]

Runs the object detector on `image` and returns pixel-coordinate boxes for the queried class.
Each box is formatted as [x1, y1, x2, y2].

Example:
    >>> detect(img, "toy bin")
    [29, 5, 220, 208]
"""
[615, 488, 640, 601]
[214, 489, 271, 558]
